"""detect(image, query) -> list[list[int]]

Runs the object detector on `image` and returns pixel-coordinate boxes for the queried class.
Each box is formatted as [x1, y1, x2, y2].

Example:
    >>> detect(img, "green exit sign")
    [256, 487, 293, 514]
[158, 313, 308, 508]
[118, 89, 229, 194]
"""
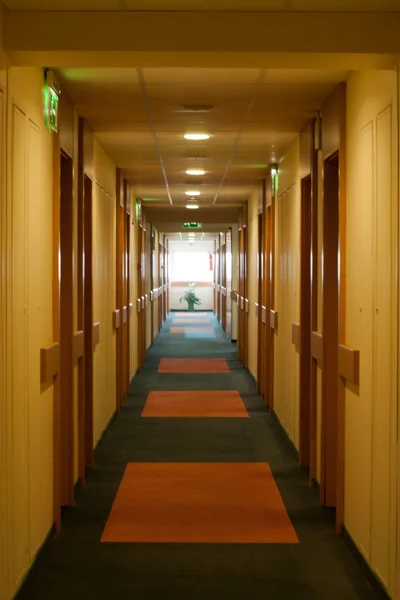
[183, 222, 203, 229]
[43, 84, 59, 132]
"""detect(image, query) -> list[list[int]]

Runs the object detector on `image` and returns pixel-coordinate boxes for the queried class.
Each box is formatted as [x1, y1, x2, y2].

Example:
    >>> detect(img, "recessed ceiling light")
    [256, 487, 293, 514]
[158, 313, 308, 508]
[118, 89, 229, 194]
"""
[184, 133, 210, 141]
[186, 169, 206, 176]
[186, 156, 207, 161]
[185, 190, 201, 196]
[186, 203, 199, 210]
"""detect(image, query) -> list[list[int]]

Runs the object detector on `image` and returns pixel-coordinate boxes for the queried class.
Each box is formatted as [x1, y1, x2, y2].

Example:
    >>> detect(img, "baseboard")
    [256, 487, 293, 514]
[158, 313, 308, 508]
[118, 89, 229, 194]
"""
[270, 409, 300, 462]
[342, 527, 390, 599]
[15, 523, 56, 597]
[246, 368, 257, 386]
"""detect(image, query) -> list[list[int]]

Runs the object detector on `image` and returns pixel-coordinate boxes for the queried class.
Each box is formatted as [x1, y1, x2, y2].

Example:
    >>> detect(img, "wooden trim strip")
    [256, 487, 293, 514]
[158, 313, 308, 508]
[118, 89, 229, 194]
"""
[122, 306, 128, 324]
[270, 310, 278, 331]
[73, 331, 84, 362]
[311, 331, 323, 363]
[40, 343, 60, 384]
[92, 322, 100, 348]
[338, 344, 360, 385]
[129, 302, 133, 317]
[292, 322, 301, 347]
[145, 293, 149, 306]
[113, 309, 121, 330]
[262, 305, 267, 324]
[255, 302, 259, 318]
[245, 298, 249, 314]
[150, 290, 154, 302]
[240, 296, 244, 310]
[137, 297, 141, 313]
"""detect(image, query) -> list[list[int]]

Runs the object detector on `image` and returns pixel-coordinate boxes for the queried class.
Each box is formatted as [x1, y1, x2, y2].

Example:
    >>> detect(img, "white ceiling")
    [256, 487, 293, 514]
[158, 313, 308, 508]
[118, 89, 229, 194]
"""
[59, 67, 348, 213]
[4, 0, 400, 10]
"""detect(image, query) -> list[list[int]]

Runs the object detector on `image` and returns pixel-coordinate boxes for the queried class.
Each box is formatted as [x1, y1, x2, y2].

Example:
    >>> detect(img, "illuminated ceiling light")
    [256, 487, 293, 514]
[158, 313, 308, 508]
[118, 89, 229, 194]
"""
[186, 169, 206, 176]
[184, 133, 210, 141]
[186, 203, 199, 210]
[185, 190, 201, 196]
[186, 156, 207, 161]
[180, 104, 214, 112]
[271, 167, 277, 177]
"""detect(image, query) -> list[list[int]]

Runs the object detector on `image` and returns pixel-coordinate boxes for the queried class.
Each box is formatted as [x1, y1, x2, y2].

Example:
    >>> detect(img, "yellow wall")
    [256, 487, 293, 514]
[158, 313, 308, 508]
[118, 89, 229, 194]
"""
[92, 140, 117, 445]
[345, 69, 398, 595]
[3, 66, 54, 599]
[231, 226, 239, 341]
[274, 138, 300, 447]
[247, 189, 259, 379]
[146, 227, 152, 349]
[153, 229, 159, 337]
[130, 189, 139, 378]
[0, 9, 8, 598]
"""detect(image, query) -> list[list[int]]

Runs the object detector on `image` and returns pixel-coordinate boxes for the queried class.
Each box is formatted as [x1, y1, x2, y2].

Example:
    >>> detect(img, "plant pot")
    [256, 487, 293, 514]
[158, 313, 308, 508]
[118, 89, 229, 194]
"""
[187, 300, 195, 312]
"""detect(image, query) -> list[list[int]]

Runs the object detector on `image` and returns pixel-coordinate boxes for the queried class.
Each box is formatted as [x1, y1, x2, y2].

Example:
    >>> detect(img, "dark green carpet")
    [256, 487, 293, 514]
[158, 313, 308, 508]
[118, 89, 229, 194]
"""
[17, 313, 382, 599]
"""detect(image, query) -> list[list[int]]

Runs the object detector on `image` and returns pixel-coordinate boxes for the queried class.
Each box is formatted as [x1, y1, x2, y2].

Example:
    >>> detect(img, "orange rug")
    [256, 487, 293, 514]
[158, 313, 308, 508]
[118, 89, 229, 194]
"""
[158, 358, 230, 373]
[101, 463, 299, 543]
[142, 391, 248, 418]
[170, 327, 214, 334]
[173, 319, 211, 324]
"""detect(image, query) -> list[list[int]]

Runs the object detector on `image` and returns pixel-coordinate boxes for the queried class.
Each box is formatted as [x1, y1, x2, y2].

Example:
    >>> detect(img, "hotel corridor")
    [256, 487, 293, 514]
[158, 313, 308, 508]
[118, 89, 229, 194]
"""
[17, 312, 379, 600]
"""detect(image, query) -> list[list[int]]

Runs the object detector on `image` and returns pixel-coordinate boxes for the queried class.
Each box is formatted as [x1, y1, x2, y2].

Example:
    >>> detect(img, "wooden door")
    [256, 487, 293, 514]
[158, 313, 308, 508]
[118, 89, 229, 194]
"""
[321, 152, 339, 508]
[226, 230, 232, 339]
[59, 152, 74, 507]
[265, 174, 274, 411]
[221, 235, 227, 330]
[138, 224, 146, 368]
[83, 175, 94, 470]
[299, 175, 312, 468]
[257, 211, 265, 396]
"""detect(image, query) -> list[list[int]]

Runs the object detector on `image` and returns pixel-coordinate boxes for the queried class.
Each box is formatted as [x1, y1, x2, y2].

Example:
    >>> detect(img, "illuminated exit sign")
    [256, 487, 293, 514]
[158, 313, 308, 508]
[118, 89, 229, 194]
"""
[43, 85, 59, 132]
[183, 222, 203, 229]
[43, 69, 60, 132]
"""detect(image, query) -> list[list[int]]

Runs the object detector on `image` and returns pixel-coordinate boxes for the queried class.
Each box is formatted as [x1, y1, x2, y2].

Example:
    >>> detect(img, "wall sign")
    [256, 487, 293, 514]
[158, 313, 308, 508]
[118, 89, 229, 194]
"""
[43, 69, 60, 132]
[183, 222, 203, 229]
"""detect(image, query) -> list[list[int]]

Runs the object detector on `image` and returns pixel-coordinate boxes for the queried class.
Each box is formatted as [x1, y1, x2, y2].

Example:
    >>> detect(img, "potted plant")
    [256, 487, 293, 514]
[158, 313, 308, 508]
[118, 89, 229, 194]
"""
[180, 283, 201, 312]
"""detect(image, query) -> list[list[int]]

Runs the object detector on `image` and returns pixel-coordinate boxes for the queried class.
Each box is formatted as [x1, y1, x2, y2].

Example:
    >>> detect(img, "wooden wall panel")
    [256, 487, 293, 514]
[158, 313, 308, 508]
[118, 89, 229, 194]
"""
[59, 86, 74, 159]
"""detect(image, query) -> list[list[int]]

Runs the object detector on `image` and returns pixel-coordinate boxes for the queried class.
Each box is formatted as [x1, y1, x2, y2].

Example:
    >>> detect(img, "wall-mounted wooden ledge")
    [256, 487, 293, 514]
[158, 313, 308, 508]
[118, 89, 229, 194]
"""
[93, 322, 100, 349]
[145, 293, 149, 306]
[255, 302, 259, 318]
[137, 297, 141, 313]
[112, 309, 121, 330]
[240, 296, 244, 310]
[292, 322, 300, 347]
[40, 342, 60, 384]
[150, 291, 154, 302]
[339, 344, 360, 386]
[311, 331, 323, 363]
[122, 306, 128, 323]
[262, 305, 267, 324]
[245, 298, 249, 314]
[270, 310, 278, 331]
[73, 330, 84, 362]
[129, 302, 133, 317]
[231, 289, 237, 301]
